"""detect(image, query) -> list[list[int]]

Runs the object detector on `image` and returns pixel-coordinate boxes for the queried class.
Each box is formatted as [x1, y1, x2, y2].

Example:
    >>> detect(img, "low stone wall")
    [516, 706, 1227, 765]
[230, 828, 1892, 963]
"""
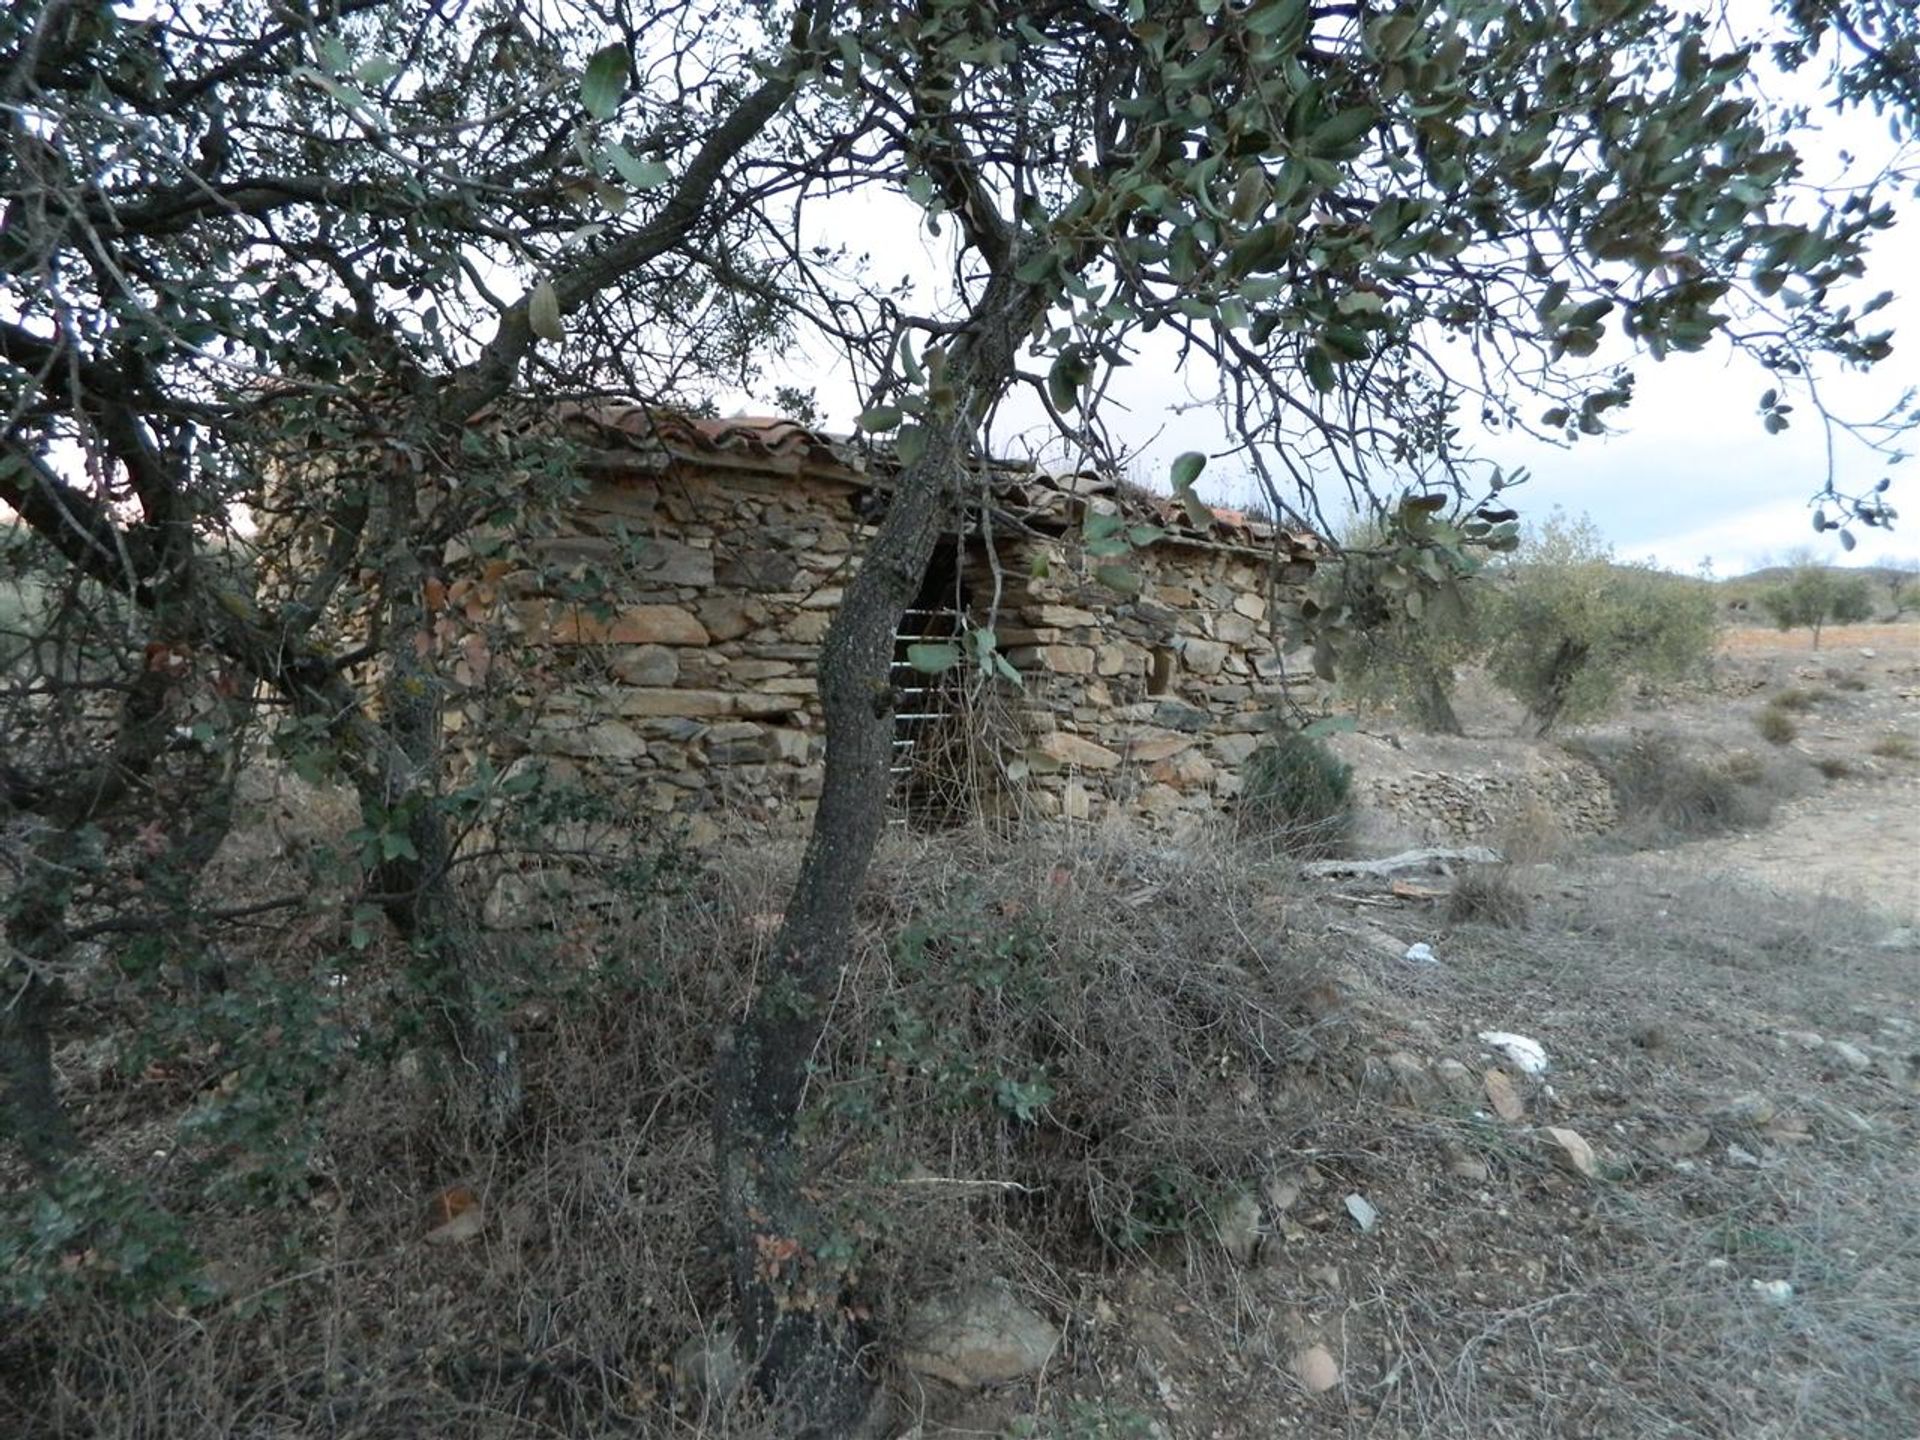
[1329, 733, 1617, 845]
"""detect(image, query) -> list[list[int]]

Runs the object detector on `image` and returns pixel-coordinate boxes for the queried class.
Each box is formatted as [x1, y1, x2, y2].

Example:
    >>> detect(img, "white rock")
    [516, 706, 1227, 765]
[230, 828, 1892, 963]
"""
[1827, 1041, 1872, 1072]
[1213, 1191, 1263, 1266]
[1403, 942, 1439, 966]
[1478, 1031, 1549, 1075]
[672, 1331, 745, 1401]
[1343, 1193, 1379, 1232]
[1292, 1344, 1341, 1393]
[1751, 1279, 1794, 1306]
[901, 1286, 1059, 1388]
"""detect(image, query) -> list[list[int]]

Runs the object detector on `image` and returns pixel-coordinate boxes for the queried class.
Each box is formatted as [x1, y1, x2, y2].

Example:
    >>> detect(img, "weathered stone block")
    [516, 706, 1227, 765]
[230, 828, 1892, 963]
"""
[697, 596, 762, 642]
[610, 645, 679, 686]
[1009, 645, 1096, 675]
[1153, 701, 1211, 732]
[1138, 783, 1185, 816]
[786, 611, 831, 643]
[1212, 732, 1262, 766]
[1125, 733, 1194, 764]
[1027, 604, 1099, 628]
[613, 688, 734, 717]
[625, 536, 715, 587]
[726, 658, 797, 682]
[1149, 749, 1217, 788]
[734, 691, 803, 717]
[1214, 613, 1258, 646]
[716, 552, 800, 592]
[1096, 641, 1147, 677]
[522, 602, 710, 647]
[766, 727, 813, 763]
[532, 717, 649, 761]
[1233, 592, 1267, 621]
[1032, 732, 1122, 770]
[1181, 638, 1230, 675]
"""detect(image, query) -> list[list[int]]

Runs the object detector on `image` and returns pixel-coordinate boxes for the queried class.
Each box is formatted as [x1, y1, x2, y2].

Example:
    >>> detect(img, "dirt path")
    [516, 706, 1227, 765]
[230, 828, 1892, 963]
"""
[1628, 774, 1920, 925]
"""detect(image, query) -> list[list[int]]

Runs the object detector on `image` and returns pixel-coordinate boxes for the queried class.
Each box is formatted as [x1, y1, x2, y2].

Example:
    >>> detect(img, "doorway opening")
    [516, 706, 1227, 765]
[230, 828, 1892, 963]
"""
[889, 540, 969, 826]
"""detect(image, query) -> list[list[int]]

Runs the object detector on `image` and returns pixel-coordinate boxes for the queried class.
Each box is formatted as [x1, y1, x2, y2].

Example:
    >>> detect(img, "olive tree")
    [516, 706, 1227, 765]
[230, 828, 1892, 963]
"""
[1757, 553, 1878, 645]
[1484, 513, 1719, 735]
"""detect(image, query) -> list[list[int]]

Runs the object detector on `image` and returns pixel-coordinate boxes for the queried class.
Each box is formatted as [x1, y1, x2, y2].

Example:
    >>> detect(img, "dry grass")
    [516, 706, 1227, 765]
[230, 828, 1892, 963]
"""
[1756, 704, 1797, 744]
[1446, 865, 1532, 927]
[1771, 685, 1830, 712]
[1871, 732, 1918, 761]
[2, 824, 1338, 1440]
[1568, 731, 1793, 845]
[6, 788, 1917, 1440]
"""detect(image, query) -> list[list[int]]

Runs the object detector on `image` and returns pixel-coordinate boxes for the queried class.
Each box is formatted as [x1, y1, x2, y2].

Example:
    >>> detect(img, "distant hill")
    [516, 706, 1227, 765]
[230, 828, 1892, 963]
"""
[1716, 562, 1918, 618]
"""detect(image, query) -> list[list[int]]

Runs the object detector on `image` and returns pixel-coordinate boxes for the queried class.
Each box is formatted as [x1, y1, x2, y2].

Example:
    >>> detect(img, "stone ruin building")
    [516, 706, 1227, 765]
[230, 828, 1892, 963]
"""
[447, 408, 1328, 842]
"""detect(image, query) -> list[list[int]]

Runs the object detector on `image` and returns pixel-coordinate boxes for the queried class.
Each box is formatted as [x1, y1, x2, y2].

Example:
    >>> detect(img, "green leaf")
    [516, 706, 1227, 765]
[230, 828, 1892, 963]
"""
[857, 405, 903, 431]
[1310, 106, 1376, 154]
[380, 830, 419, 862]
[606, 144, 670, 190]
[1047, 352, 1085, 413]
[1302, 715, 1357, 738]
[1084, 510, 1127, 541]
[1176, 488, 1215, 529]
[1305, 345, 1337, 394]
[1127, 523, 1167, 547]
[895, 423, 927, 466]
[1170, 451, 1207, 488]
[528, 280, 564, 342]
[580, 43, 630, 121]
[1321, 325, 1370, 361]
[1095, 564, 1143, 595]
[907, 642, 961, 674]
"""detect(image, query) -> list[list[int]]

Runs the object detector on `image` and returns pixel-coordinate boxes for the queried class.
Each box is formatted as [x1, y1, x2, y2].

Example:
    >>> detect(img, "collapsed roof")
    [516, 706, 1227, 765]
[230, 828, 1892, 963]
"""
[548, 405, 1324, 562]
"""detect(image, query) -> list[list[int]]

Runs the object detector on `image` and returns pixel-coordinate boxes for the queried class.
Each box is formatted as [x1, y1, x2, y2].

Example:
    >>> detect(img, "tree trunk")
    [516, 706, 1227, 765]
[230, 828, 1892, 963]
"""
[0, 967, 73, 1171]
[1528, 638, 1590, 738]
[371, 471, 522, 1136]
[711, 277, 1040, 1432]
[1412, 666, 1464, 736]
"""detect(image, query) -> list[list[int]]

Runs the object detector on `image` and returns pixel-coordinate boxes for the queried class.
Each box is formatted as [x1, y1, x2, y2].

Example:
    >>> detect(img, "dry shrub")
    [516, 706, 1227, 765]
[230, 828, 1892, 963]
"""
[810, 829, 1330, 1285]
[1446, 865, 1531, 927]
[1756, 704, 1797, 744]
[1235, 731, 1353, 857]
[1870, 732, 1918, 761]
[1568, 731, 1790, 845]
[1494, 795, 1571, 864]
[1, 826, 1332, 1440]
[1771, 685, 1829, 711]
[1812, 755, 1854, 780]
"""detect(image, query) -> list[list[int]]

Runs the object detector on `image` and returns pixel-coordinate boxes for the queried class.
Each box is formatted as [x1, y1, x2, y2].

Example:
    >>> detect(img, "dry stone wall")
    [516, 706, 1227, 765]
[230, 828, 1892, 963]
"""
[475, 460, 870, 841]
[466, 457, 1324, 838]
[1327, 732, 1617, 845]
[973, 535, 1321, 828]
